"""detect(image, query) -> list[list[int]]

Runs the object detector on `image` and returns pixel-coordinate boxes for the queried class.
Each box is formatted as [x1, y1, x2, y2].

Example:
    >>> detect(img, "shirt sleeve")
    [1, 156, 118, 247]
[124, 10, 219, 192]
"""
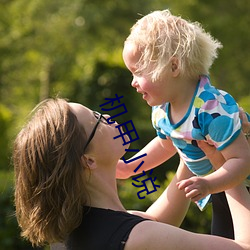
[197, 90, 241, 151]
[151, 105, 169, 140]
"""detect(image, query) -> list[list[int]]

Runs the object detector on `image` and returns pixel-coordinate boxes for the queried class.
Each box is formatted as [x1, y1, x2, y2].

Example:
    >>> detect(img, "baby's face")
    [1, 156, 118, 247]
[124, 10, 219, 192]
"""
[123, 43, 174, 106]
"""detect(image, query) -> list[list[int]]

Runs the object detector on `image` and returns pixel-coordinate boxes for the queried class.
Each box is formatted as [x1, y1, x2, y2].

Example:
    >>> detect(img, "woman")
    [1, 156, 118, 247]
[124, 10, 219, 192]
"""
[13, 98, 250, 249]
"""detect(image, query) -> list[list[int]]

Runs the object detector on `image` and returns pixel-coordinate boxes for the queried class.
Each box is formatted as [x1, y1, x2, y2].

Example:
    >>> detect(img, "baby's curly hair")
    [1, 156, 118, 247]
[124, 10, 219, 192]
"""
[125, 9, 222, 81]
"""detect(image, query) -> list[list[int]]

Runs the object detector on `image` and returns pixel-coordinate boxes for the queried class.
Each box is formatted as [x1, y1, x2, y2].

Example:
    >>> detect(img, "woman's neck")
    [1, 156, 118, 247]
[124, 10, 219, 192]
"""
[84, 165, 126, 212]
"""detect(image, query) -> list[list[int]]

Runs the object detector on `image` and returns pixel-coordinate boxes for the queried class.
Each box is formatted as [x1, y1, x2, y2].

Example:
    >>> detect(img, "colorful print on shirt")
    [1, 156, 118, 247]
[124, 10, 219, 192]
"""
[152, 75, 241, 176]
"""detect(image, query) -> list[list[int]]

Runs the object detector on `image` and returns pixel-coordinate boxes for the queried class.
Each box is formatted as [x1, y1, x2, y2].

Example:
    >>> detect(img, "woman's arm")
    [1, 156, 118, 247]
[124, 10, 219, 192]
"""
[145, 159, 192, 226]
[129, 159, 193, 227]
[125, 184, 250, 250]
[225, 184, 250, 245]
[239, 108, 250, 137]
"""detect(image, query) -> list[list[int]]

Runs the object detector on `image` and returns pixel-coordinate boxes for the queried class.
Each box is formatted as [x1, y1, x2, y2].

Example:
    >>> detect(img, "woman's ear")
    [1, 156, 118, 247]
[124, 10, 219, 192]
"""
[170, 57, 180, 77]
[82, 155, 97, 169]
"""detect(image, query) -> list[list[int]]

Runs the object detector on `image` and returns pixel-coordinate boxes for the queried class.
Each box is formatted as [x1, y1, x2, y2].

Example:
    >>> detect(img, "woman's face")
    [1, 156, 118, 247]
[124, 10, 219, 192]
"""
[68, 103, 129, 162]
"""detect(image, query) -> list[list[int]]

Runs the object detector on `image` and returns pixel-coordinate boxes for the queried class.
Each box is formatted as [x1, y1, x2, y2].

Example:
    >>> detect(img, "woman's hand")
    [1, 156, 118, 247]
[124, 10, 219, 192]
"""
[239, 107, 250, 141]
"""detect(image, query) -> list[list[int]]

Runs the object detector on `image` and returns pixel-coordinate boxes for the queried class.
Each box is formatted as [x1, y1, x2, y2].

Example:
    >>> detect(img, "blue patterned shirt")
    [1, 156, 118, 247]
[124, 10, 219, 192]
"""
[152, 75, 242, 176]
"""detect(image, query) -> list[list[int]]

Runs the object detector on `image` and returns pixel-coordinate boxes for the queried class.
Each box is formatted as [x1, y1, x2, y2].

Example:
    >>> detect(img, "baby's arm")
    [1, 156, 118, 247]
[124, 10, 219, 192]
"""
[178, 132, 250, 201]
[116, 136, 177, 179]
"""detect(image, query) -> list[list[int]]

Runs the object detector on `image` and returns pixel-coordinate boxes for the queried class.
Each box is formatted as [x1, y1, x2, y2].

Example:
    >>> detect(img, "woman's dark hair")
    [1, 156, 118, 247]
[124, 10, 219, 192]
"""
[13, 98, 88, 246]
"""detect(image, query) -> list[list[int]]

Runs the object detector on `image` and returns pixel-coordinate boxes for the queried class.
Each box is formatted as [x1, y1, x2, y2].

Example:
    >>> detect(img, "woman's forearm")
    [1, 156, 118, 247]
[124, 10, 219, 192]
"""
[146, 159, 192, 226]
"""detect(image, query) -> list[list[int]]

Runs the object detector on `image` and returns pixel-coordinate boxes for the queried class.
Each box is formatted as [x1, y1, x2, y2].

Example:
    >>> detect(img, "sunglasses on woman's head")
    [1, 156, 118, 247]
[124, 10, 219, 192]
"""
[83, 111, 109, 151]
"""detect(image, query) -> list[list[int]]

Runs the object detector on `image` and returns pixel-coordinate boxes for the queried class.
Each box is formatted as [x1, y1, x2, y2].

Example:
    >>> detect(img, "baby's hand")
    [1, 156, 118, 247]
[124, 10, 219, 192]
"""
[177, 176, 211, 202]
[116, 159, 132, 179]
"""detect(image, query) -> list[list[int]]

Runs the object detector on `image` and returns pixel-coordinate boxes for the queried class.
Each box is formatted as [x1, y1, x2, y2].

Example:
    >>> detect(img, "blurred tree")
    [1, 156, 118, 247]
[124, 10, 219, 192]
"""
[185, 0, 250, 100]
[0, 105, 12, 169]
[0, 171, 44, 250]
[0, 0, 249, 248]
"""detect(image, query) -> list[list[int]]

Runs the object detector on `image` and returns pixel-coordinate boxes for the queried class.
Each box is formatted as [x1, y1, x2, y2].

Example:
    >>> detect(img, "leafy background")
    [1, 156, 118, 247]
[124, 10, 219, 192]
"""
[0, 0, 249, 249]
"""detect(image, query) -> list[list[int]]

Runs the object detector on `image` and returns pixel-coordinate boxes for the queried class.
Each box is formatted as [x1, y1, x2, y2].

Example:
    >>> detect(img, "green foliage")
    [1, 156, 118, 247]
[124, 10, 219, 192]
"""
[239, 95, 250, 113]
[185, 1, 250, 100]
[0, 104, 13, 170]
[0, 171, 44, 249]
[0, 0, 249, 248]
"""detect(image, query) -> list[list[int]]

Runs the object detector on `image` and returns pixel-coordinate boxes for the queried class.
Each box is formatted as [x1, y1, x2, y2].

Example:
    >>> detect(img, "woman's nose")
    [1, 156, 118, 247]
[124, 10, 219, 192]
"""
[103, 114, 110, 119]
[103, 114, 116, 125]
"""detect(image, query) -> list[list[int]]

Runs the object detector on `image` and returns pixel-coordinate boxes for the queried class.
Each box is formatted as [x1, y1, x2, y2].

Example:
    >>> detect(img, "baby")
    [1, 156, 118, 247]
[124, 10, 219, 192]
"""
[117, 10, 250, 212]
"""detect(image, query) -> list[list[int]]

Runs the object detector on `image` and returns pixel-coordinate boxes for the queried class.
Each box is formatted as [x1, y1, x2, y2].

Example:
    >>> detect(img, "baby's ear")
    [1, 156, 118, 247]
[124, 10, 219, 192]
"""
[82, 155, 97, 169]
[171, 57, 180, 76]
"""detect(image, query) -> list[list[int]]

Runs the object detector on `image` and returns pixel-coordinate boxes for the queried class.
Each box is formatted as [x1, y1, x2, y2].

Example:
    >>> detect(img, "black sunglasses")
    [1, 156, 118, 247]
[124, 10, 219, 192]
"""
[84, 111, 109, 151]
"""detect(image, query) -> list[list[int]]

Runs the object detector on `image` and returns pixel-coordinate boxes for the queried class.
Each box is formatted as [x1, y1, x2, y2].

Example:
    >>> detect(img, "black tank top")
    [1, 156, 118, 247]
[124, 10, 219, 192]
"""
[66, 206, 148, 250]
